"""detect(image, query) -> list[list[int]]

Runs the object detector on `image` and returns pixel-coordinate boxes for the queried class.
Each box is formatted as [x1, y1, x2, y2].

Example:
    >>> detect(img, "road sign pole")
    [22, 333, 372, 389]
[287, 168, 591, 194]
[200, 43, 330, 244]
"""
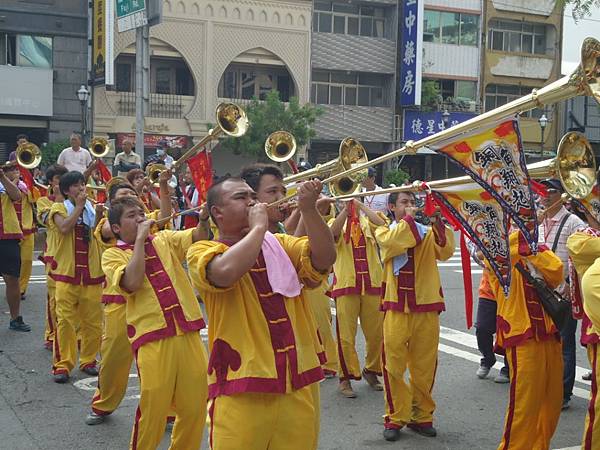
[135, 26, 144, 156]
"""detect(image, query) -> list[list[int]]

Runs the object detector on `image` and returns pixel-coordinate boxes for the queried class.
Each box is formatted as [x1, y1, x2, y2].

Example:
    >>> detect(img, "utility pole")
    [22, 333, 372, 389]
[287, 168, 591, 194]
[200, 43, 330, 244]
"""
[135, 24, 149, 157]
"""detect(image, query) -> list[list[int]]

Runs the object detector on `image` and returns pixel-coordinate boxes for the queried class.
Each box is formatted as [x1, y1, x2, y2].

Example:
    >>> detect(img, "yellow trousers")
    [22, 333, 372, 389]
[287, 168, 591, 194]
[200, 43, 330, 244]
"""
[582, 343, 600, 450]
[335, 294, 383, 380]
[53, 282, 102, 374]
[19, 233, 34, 294]
[44, 275, 56, 345]
[382, 310, 439, 429]
[208, 385, 316, 450]
[497, 338, 562, 450]
[131, 332, 208, 450]
[91, 303, 133, 415]
[305, 287, 338, 375]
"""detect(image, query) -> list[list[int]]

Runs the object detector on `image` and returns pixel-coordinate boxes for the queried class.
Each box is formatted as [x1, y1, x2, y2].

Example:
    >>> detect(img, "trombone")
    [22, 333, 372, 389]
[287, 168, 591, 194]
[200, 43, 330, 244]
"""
[330, 132, 597, 202]
[16, 143, 42, 169]
[265, 131, 296, 163]
[275, 37, 600, 207]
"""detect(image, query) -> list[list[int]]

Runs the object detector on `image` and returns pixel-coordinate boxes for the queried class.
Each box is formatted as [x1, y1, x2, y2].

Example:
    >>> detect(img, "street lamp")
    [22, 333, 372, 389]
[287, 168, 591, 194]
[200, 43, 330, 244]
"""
[538, 113, 548, 157]
[442, 109, 450, 178]
[77, 85, 90, 144]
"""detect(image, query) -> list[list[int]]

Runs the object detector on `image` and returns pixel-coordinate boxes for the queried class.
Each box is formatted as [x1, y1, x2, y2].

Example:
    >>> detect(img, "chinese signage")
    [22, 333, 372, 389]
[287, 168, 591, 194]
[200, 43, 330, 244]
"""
[116, 0, 147, 32]
[92, 0, 105, 84]
[116, 133, 188, 149]
[403, 110, 477, 141]
[399, 0, 423, 106]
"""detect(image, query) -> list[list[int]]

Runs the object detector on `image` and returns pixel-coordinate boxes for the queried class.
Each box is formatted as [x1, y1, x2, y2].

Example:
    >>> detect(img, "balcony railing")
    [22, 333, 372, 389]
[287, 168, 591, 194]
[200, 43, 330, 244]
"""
[117, 92, 186, 119]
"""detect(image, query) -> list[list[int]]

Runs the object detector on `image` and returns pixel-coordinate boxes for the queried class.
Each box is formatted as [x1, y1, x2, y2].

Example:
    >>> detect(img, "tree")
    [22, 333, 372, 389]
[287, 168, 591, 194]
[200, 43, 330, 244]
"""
[420, 80, 441, 111]
[218, 90, 323, 159]
[41, 139, 69, 168]
[560, 0, 600, 20]
[383, 168, 410, 187]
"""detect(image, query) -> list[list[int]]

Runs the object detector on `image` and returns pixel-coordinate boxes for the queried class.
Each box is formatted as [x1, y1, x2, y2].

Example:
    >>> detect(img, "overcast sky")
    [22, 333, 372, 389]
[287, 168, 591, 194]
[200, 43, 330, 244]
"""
[562, 5, 600, 74]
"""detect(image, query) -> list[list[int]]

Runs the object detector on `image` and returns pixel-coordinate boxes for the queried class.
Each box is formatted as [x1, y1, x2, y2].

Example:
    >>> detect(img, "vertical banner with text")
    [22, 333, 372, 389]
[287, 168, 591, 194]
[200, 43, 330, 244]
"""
[92, 0, 106, 84]
[399, 0, 423, 106]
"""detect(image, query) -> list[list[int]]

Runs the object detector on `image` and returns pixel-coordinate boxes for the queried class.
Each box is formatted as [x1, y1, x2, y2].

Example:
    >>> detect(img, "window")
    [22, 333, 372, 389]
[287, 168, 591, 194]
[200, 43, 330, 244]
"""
[488, 20, 547, 55]
[0, 33, 52, 67]
[422, 10, 479, 46]
[116, 63, 132, 92]
[115, 56, 194, 95]
[310, 70, 390, 107]
[425, 78, 477, 102]
[485, 84, 545, 118]
[313, 2, 386, 38]
[218, 64, 294, 102]
[155, 67, 171, 94]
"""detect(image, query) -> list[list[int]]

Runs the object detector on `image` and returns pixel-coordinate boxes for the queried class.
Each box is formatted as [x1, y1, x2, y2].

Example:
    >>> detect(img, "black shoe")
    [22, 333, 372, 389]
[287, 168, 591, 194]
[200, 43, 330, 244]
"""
[53, 373, 69, 384]
[81, 364, 99, 376]
[408, 423, 437, 437]
[9, 316, 31, 332]
[383, 428, 401, 441]
[562, 399, 570, 410]
[20, 292, 26, 301]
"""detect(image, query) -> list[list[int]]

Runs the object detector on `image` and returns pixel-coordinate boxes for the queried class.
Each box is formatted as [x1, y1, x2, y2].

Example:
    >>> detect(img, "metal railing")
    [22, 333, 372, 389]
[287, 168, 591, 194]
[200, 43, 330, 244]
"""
[117, 92, 185, 118]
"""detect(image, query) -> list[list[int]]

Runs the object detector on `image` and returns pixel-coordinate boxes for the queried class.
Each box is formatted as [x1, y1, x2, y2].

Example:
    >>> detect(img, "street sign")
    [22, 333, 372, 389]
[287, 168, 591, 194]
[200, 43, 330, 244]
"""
[116, 0, 148, 32]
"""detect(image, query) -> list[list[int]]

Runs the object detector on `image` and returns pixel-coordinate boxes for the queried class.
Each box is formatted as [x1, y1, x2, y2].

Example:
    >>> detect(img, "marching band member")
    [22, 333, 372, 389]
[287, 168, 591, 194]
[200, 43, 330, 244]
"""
[489, 230, 564, 450]
[375, 191, 454, 441]
[127, 168, 160, 211]
[0, 162, 30, 331]
[329, 198, 385, 397]
[567, 206, 600, 450]
[103, 196, 208, 450]
[180, 165, 200, 229]
[86, 172, 178, 425]
[187, 177, 335, 450]
[49, 171, 105, 383]
[36, 164, 68, 348]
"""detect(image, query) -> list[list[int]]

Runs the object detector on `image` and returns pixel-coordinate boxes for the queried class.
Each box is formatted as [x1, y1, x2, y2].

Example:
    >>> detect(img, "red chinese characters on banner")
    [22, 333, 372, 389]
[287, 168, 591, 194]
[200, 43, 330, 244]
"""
[187, 150, 213, 204]
[116, 134, 189, 149]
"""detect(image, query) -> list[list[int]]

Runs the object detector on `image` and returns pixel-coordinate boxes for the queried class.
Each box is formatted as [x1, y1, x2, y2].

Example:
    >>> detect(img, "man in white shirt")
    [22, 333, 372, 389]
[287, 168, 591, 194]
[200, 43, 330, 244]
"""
[361, 167, 388, 215]
[57, 134, 94, 174]
[113, 139, 142, 177]
[538, 178, 585, 411]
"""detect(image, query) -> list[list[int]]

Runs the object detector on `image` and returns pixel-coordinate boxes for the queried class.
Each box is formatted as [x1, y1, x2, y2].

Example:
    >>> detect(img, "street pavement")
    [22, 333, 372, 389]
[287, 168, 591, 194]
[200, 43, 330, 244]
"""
[0, 249, 591, 450]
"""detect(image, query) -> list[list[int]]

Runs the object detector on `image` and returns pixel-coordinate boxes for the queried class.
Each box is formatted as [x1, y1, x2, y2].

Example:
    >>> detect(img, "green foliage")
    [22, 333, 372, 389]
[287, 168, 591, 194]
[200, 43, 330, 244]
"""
[420, 80, 441, 111]
[559, 0, 600, 20]
[219, 90, 323, 158]
[383, 168, 410, 187]
[41, 140, 69, 168]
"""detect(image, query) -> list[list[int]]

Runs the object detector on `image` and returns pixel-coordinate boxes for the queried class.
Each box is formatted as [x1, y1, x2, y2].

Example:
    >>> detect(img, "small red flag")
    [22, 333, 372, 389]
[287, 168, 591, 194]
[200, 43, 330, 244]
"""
[187, 150, 213, 204]
[96, 160, 112, 182]
[17, 165, 34, 191]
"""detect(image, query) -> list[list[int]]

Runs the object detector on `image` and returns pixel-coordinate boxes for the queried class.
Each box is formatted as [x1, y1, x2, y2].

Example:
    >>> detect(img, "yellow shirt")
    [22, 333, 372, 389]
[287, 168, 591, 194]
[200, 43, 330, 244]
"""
[48, 202, 104, 285]
[14, 189, 36, 235]
[330, 214, 383, 298]
[36, 195, 58, 271]
[187, 234, 328, 399]
[0, 191, 22, 239]
[375, 216, 454, 313]
[102, 229, 205, 351]
[582, 259, 600, 337]
[489, 232, 564, 349]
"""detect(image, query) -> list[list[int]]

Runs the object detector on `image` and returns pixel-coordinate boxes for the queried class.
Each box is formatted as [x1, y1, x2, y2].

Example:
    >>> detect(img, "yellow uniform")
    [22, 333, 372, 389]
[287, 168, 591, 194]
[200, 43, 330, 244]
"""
[90, 212, 171, 417]
[49, 202, 104, 375]
[330, 215, 383, 381]
[0, 191, 22, 239]
[567, 231, 600, 450]
[187, 235, 327, 450]
[489, 232, 564, 450]
[375, 216, 454, 431]
[15, 188, 36, 294]
[304, 280, 338, 376]
[102, 229, 207, 450]
[36, 195, 58, 346]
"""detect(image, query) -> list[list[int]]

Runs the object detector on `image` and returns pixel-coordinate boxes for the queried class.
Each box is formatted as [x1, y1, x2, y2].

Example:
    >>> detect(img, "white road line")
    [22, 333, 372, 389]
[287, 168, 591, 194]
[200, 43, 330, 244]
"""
[453, 270, 483, 275]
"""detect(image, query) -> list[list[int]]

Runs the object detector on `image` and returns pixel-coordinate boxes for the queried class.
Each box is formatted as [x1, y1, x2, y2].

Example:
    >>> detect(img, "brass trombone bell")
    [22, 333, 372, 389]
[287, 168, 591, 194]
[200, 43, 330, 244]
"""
[16, 143, 42, 169]
[265, 131, 297, 163]
[90, 137, 110, 158]
[145, 163, 167, 185]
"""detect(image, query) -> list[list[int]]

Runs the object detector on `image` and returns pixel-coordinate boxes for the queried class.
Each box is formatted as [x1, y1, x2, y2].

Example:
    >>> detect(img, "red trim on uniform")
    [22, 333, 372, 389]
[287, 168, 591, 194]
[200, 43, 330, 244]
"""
[131, 349, 142, 450]
[501, 348, 518, 449]
[582, 315, 600, 346]
[408, 421, 433, 430]
[323, 369, 337, 376]
[403, 215, 423, 244]
[52, 329, 63, 374]
[431, 220, 446, 247]
[382, 336, 396, 428]
[381, 301, 445, 313]
[331, 232, 381, 298]
[208, 399, 216, 450]
[335, 301, 359, 382]
[46, 292, 54, 334]
[101, 294, 127, 304]
[585, 344, 598, 450]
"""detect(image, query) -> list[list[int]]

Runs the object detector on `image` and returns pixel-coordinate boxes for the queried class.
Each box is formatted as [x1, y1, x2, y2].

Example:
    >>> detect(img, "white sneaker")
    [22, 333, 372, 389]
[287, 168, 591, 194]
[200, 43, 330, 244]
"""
[476, 365, 491, 379]
[85, 411, 106, 425]
[494, 372, 510, 384]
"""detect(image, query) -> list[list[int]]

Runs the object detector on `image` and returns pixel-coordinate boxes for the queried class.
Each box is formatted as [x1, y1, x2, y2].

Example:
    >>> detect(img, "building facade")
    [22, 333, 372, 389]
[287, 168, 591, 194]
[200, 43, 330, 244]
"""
[308, 0, 399, 175]
[481, 0, 563, 156]
[0, 0, 88, 160]
[93, 0, 312, 175]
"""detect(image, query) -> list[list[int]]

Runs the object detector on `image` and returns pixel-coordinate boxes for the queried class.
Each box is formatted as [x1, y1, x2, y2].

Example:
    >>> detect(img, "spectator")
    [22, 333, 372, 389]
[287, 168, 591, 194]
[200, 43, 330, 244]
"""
[57, 133, 95, 175]
[9, 134, 29, 162]
[361, 167, 388, 214]
[144, 140, 174, 169]
[113, 139, 141, 177]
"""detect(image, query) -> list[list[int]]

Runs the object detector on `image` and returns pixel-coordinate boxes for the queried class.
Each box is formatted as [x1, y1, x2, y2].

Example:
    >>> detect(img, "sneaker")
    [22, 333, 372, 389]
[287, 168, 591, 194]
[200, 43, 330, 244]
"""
[81, 364, 99, 376]
[323, 370, 336, 379]
[53, 372, 69, 384]
[383, 428, 401, 441]
[85, 411, 106, 425]
[494, 371, 510, 384]
[583, 371, 593, 381]
[339, 380, 357, 398]
[9, 316, 31, 332]
[362, 368, 383, 391]
[20, 293, 26, 301]
[562, 399, 570, 410]
[408, 423, 437, 437]
[476, 365, 491, 379]
[44, 340, 53, 351]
